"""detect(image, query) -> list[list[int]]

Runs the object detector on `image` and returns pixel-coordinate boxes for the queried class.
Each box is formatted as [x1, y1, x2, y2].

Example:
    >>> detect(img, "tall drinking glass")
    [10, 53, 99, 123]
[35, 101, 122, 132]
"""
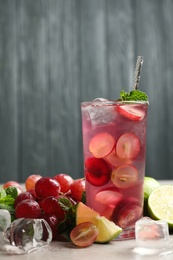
[81, 99, 148, 239]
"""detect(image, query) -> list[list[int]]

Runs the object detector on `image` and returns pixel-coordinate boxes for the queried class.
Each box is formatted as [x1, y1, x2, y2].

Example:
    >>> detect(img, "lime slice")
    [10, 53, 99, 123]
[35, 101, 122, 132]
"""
[148, 185, 173, 228]
[95, 216, 122, 243]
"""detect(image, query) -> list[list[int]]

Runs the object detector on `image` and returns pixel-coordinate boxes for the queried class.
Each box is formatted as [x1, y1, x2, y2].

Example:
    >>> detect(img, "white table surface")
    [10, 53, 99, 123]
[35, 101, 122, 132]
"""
[1, 180, 173, 260]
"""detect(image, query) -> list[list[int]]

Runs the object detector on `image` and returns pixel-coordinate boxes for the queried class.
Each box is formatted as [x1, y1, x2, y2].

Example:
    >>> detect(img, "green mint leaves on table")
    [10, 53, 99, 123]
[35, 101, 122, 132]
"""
[119, 89, 148, 102]
[0, 186, 17, 221]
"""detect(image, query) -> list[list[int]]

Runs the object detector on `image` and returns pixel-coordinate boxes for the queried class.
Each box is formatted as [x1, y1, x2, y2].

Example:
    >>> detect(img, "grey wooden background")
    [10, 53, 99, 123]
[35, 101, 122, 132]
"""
[0, 0, 173, 183]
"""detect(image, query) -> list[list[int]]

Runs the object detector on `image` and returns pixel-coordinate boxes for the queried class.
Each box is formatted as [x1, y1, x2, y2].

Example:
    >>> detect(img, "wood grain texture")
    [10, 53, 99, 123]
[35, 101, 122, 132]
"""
[0, 0, 172, 182]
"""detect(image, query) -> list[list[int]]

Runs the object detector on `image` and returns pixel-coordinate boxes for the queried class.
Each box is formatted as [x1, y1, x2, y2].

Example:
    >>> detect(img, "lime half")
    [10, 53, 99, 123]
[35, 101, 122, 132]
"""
[144, 176, 160, 201]
[143, 176, 160, 216]
[148, 185, 173, 228]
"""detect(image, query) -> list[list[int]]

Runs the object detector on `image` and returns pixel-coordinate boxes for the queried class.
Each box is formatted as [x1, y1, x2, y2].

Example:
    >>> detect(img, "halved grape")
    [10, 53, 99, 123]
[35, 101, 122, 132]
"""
[112, 199, 142, 229]
[106, 148, 131, 167]
[116, 132, 140, 160]
[95, 188, 122, 206]
[89, 132, 115, 158]
[116, 104, 145, 121]
[111, 165, 138, 189]
[85, 157, 111, 186]
[70, 222, 98, 247]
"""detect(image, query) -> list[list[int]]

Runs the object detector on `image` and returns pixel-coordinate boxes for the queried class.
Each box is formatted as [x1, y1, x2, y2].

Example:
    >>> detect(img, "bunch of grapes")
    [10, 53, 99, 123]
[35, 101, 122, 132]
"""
[3, 174, 85, 241]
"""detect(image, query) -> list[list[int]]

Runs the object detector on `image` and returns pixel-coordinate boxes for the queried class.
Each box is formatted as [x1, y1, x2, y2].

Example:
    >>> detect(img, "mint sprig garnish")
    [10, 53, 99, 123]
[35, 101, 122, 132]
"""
[119, 89, 148, 102]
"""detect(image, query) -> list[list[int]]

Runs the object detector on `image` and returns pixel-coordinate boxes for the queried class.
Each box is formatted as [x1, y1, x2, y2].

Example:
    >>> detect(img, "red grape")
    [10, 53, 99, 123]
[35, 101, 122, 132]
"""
[41, 213, 59, 240]
[54, 173, 73, 193]
[15, 199, 41, 219]
[70, 222, 98, 247]
[25, 174, 42, 191]
[70, 178, 85, 202]
[41, 196, 65, 221]
[89, 132, 115, 158]
[3, 181, 23, 195]
[35, 177, 60, 199]
[14, 191, 36, 208]
[111, 198, 142, 228]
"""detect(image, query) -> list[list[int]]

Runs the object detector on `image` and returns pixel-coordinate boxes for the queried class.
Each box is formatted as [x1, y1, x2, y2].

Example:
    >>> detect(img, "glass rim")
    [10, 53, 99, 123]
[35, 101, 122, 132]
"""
[81, 100, 149, 106]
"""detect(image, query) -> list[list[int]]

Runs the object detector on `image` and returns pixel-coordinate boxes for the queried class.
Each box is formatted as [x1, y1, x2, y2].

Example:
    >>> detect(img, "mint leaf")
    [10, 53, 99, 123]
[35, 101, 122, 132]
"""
[119, 90, 148, 102]
[5, 187, 18, 199]
[57, 196, 77, 241]
[0, 196, 14, 206]
[58, 196, 75, 212]
[0, 186, 16, 222]
[0, 186, 7, 198]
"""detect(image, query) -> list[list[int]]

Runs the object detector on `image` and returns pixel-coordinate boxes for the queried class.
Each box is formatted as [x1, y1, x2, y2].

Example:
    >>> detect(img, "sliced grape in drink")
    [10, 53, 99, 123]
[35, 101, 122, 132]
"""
[85, 157, 111, 186]
[105, 148, 131, 167]
[89, 132, 115, 158]
[116, 132, 140, 160]
[111, 164, 139, 189]
[111, 198, 143, 229]
[95, 188, 122, 206]
[116, 103, 146, 121]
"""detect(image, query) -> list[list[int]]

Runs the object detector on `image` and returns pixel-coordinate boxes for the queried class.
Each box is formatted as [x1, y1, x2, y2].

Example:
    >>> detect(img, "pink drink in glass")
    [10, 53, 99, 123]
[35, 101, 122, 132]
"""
[81, 99, 148, 239]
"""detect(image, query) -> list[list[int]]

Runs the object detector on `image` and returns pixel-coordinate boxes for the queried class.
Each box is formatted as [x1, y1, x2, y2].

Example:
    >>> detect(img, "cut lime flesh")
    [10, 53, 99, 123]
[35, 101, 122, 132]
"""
[95, 216, 122, 243]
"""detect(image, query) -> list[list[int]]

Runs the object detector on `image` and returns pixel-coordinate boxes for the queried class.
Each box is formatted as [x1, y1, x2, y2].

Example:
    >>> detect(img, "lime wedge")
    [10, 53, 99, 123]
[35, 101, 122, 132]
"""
[148, 185, 173, 228]
[95, 216, 122, 243]
[76, 202, 122, 243]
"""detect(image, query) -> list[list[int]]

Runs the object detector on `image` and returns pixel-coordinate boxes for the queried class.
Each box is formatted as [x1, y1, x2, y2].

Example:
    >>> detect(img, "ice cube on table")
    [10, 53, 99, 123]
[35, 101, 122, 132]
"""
[133, 217, 172, 256]
[0, 209, 11, 232]
[0, 209, 11, 246]
[0, 218, 52, 254]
